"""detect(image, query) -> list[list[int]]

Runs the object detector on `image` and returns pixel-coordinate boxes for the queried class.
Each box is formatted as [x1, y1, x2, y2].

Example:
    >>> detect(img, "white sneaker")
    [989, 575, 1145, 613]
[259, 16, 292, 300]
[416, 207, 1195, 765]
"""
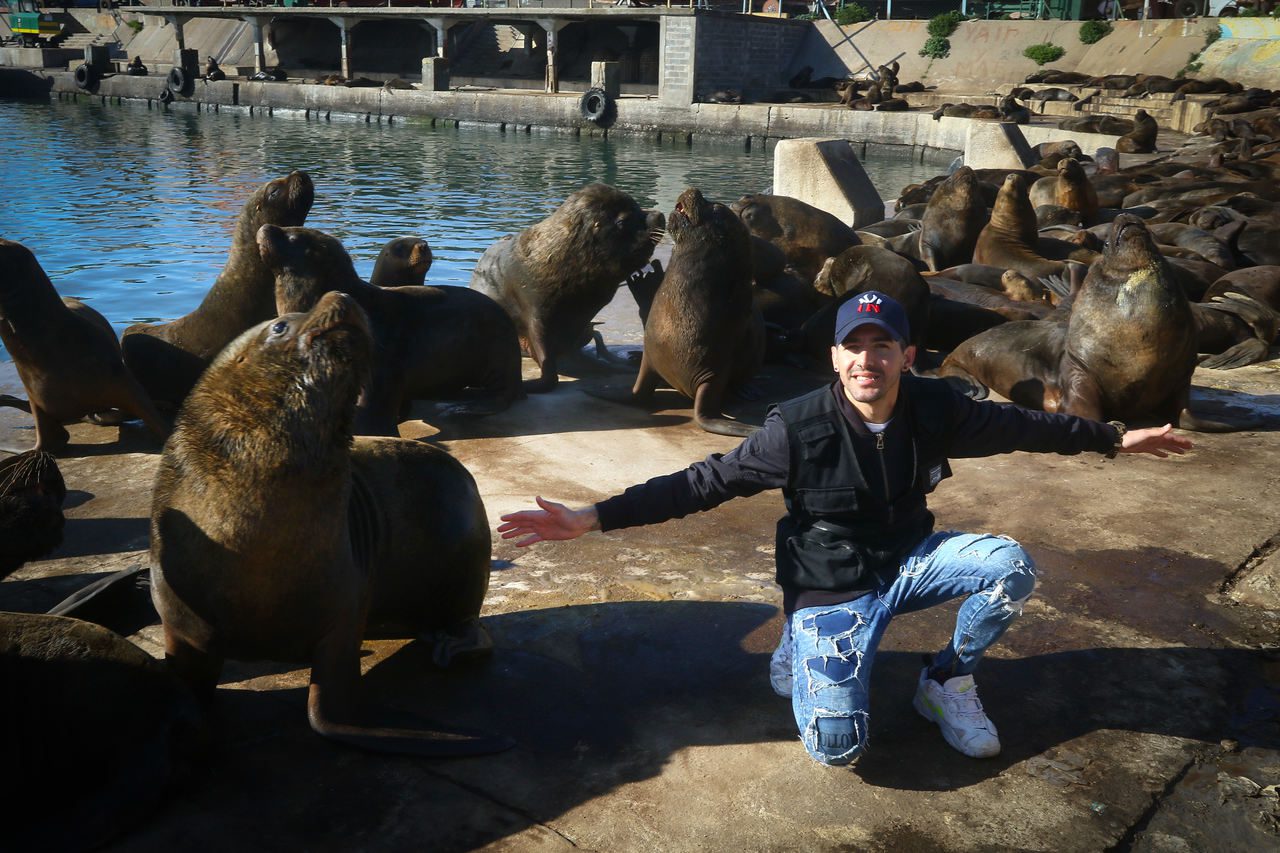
[912, 668, 1001, 758]
[769, 626, 793, 697]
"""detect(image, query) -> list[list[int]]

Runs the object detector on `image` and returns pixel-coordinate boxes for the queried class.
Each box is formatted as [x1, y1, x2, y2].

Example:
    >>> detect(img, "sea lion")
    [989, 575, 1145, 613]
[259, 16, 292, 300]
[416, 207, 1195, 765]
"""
[1204, 266, 1280, 306]
[1000, 95, 1031, 124]
[1116, 110, 1159, 154]
[125, 56, 147, 76]
[1051, 157, 1100, 225]
[942, 215, 1229, 428]
[370, 236, 433, 288]
[1, 612, 206, 852]
[917, 166, 988, 272]
[973, 175, 1068, 280]
[469, 183, 662, 393]
[150, 291, 511, 757]
[0, 450, 65, 578]
[730, 193, 860, 283]
[1193, 293, 1279, 369]
[203, 57, 225, 82]
[121, 170, 315, 410]
[628, 188, 763, 437]
[260, 225, 523, 432]
[0, 240, 168, 454]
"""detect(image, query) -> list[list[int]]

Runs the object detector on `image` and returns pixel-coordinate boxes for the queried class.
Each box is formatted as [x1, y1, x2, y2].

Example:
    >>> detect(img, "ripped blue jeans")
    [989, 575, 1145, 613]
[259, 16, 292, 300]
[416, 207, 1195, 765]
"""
[790, 531, 1036, 766]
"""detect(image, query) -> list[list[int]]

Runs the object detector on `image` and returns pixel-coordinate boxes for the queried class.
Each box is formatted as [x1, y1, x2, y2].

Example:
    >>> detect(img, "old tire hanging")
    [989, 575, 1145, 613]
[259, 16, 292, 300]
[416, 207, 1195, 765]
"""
[158, 86, 175, 105]
[580, 88, 611, 124]
[167, 66, 191, 97]
[73, 63, 97, 91]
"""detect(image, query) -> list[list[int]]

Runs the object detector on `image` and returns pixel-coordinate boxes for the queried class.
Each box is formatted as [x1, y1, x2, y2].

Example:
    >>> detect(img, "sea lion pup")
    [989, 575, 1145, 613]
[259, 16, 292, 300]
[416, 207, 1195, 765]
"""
[122, 170, 315, 411]
[260, 226, 523, 432]
[470, 183, 662, 393]
[0, 450, 65, 578]
[973, 175, 1069, 280]
[731, 193, 860, 282]
[0, 240, 168, 455]
[1116, 109, 1159, 154]
[370, 236, 433, 287]
[203, 56, 225, 82]
[150, 292, 511, 757]
[1031, 158, 1098, 225]
[918, 166, 989, 272]
[1, 612, 207, 852]
[628, 188, 763, 437]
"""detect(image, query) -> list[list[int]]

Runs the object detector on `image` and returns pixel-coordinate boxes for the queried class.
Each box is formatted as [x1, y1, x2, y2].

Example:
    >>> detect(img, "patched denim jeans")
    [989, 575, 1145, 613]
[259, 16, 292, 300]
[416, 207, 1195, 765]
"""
[789, 531, 1037, 766]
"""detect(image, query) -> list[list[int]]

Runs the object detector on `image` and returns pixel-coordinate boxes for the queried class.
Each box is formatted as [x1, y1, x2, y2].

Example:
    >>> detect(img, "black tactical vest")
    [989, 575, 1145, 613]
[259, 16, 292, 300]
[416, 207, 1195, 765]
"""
[774, 380, 954, 594]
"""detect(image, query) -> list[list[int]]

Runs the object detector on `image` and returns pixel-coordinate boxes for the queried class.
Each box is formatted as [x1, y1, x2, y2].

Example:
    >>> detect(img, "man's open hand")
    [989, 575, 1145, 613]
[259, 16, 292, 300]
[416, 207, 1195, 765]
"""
[498, 496, 600, 547]
[1120, 424, 1194, 458]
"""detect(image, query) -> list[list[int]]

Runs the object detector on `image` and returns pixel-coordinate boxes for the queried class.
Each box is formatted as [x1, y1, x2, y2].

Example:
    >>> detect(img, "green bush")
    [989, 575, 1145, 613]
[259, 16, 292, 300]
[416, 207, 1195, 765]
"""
[927, 11, 964, 39]
[1078, 19, 1111, 44]
[834, 3, 871, 24]
[919, 35, 951, 59]
[1023, 43, 1066, 65]
[126, 20, 143, 33]
[1205, 24, 1221, 45]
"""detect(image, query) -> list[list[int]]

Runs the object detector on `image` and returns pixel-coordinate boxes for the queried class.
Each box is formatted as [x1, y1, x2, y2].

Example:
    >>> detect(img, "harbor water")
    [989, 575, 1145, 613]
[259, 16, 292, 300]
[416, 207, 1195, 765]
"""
[0, 97, 945, 359]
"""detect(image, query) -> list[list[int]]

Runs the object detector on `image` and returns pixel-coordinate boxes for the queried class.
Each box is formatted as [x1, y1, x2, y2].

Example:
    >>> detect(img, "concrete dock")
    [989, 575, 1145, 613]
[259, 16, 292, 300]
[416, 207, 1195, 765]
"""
[2, 346, 1278, 851]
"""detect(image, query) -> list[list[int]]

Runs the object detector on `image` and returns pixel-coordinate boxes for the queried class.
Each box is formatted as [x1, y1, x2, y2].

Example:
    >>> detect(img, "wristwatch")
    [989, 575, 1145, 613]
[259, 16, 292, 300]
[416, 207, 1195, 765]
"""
[1106, 421, 1127, 458]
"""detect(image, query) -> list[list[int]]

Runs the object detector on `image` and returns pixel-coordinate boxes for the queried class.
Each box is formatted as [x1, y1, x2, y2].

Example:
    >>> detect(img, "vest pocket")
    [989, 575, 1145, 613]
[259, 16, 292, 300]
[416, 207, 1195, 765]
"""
[784, 522, 867, 590]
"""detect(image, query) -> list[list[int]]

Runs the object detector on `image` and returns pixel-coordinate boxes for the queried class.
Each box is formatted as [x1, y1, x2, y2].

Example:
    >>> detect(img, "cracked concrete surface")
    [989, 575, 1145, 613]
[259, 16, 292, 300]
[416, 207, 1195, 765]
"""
[2, 353, 1279, 852]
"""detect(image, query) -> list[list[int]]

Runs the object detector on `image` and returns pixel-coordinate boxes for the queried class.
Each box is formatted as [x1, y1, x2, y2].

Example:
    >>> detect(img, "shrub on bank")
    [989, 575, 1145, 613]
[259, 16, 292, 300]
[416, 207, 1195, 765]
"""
[919, 11, 963, 59]
[1078, 19, 1112, 44]
[835, 3, 871, 24]
[1023, 43, 1066, 65]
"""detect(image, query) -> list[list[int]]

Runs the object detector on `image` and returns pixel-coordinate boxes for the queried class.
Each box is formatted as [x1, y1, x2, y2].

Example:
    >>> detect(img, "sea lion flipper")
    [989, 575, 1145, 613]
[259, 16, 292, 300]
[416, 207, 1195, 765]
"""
[307, 647, 514, 758]
[0, 394, 33, 413]
[1199, 339, 1270, 371]
[691, 382, 757, 438]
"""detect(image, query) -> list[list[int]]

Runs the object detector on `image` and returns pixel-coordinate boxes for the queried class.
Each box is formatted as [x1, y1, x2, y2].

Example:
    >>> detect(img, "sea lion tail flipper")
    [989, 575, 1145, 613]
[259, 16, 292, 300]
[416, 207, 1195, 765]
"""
[306, 682, 515, 758]
[1199, 340, 1271, 371]
[692, 383, 758, 437]
[936, 371, 990, 401]
[1177, 409, 1261, 433]
[0, 394, 33, 413]
[47, 565, 158, 635]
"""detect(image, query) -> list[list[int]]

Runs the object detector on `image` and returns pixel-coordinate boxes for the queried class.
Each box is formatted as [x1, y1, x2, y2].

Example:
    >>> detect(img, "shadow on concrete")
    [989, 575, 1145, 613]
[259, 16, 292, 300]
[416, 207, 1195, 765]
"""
[113, 600, 1277, 849]
[56, 516, 151, 558]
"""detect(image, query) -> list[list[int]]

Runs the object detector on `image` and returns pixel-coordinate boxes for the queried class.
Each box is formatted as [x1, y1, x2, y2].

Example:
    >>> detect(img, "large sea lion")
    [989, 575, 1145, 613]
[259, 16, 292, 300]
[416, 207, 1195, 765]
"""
[629, 188, 764, 437]
[947, 215, 1225, 428]
[1, 612, 206, 851]
[121, 170, 315, 410]
[812, 246, 931, 351]
[469, 183, 662, 392]
[917, 166, 988, 272]
[370, 236, 432, 287]
[0, 240, 168, 454]
[0, 450, 65, 578]
[730, 193, 860, 282]
[150, 291, 511, 757]
[260, 225, 523, 433]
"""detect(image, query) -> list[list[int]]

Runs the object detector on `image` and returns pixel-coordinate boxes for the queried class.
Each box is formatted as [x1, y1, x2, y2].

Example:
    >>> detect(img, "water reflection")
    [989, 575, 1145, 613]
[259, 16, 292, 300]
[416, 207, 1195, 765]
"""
[0, 98, 947, 357]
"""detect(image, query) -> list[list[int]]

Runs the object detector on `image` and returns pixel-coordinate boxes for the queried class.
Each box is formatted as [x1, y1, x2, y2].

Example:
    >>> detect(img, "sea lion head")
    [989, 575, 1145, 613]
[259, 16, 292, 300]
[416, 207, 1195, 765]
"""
[179, 291, 372, 464]
[731, 194, 785, 241]
[256, 225, 360, 314]
[0, 239, 57, 323]
[999, 269, 1047, 303]
[1101, 214, 1165, 279]
[0, 450, 66, 579]
[526, 183, 661, 276]
[373, 236, 433, 286]
[992, 174, 1036, 242]
[670, 188, 745, 240]
[241, 170, 315, 238]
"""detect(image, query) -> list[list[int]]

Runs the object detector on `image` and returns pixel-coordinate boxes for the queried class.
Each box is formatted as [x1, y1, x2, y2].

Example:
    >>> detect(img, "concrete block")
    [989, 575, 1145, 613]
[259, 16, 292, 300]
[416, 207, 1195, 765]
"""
[421, 57, 448, 91]
[773, 138, 884, 229]
[591, 61, 620, 99]
[1230, 549, 1280, 611]
[964, 122, 1036, 171]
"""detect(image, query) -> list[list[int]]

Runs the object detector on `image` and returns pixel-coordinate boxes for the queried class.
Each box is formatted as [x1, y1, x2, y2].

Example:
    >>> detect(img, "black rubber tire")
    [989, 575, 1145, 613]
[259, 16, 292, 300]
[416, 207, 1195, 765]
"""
[1173, 0, 1201, 16]
[167, 66, 190, 96]
[158, 87, 174, 105]
[580, 87, 610, 123]
[73, 63, 96, 90]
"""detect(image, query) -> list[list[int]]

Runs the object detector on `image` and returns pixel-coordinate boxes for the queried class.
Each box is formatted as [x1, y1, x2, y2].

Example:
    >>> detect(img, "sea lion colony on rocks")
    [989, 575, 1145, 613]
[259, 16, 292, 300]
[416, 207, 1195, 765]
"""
[3, 95, 1280, 845]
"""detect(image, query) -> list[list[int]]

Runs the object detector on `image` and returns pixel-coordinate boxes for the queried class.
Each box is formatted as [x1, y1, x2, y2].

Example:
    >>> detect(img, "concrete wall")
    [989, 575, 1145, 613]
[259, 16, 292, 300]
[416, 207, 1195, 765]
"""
[691, 13, 807, 101]
[1198, 18, 1280, 90]
[660, 15, 694, 105]
[797, 17, 1278, 92]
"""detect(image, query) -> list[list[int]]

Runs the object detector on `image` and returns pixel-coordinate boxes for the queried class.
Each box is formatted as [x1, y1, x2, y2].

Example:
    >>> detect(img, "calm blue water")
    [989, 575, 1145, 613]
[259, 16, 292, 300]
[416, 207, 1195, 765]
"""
[0, 97, 943, 360]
